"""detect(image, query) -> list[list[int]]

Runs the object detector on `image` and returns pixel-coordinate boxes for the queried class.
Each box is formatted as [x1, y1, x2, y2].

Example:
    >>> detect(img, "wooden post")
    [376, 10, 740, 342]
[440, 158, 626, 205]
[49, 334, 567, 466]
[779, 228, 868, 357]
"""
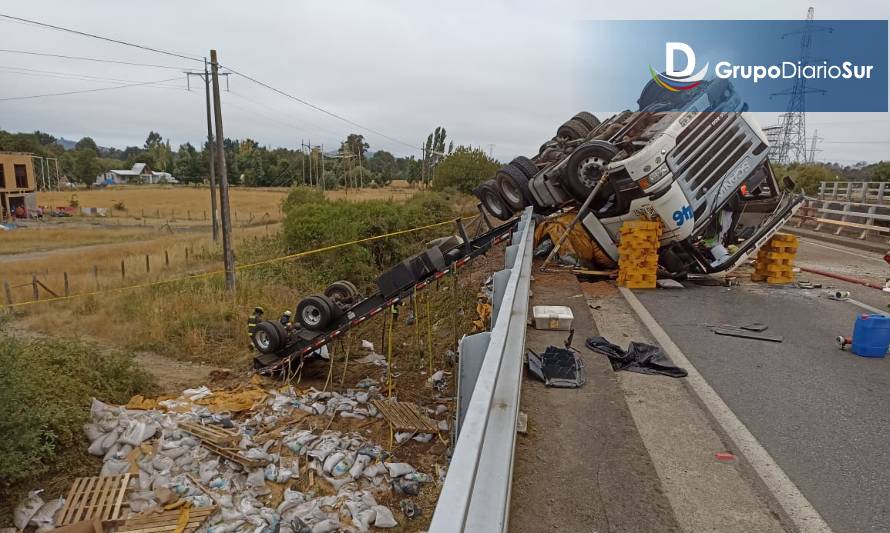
[3, 281, 12, 307]
[165, 250, 170, 267]
[121, 260, 126, 279]
[145, 255, 151, 273]
[93, 265, 100, 290]
[185, 247, 190, 264]
[211, 49, 235, 290]
[64, 272, 69, 296]
[156, 208, 160, 218]
[32, 274, 39, 301]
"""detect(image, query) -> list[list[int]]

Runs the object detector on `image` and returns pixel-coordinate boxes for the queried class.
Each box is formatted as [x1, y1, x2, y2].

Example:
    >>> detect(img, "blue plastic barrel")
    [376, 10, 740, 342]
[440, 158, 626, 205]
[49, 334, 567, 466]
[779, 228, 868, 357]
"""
[851, 314, 890, 358]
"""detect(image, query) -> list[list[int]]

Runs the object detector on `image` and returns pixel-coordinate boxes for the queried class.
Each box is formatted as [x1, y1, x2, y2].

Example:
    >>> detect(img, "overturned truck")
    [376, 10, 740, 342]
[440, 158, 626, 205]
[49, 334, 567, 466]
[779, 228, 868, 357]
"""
[475, 78, 804, 277]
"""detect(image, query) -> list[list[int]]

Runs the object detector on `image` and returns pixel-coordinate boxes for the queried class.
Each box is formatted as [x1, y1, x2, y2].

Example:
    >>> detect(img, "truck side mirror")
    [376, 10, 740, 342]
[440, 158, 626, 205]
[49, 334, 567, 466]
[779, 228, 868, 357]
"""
[782, 175, 796, 192]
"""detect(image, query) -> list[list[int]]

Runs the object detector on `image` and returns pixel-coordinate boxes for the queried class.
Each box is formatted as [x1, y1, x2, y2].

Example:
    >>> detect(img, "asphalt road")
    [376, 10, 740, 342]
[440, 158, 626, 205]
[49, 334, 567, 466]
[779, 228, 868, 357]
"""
[635, 239, 890, 533]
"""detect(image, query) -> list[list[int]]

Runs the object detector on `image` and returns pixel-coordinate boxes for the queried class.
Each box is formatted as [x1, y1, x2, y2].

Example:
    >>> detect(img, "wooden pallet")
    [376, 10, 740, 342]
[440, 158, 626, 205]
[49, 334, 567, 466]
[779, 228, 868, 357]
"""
[180, 421, 240, 446]
[58, 473, 130, 526]
[372, 399, 439, 433]
[117, 506, 217, 533]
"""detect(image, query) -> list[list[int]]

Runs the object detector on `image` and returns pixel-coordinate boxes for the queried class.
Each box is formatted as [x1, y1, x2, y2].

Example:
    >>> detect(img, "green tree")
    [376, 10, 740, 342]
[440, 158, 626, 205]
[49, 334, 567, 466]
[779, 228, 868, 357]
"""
[75, 137, 98, 152]
[432, 145, 499, 194]
[869, 161, 890, 182]
[70, 148, 102, 183]
[423, 126, 447, 186]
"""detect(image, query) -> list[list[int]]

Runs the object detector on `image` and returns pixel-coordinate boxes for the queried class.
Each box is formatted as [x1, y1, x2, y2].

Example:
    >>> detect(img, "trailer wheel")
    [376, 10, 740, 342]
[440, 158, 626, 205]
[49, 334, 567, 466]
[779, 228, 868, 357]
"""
[252, 321, 281, 354]
[270, 320, 288, 346]
[562, 141, 619, 201]
[324, 280, 358, 307]
[478, 179, 512, 221]
[572, 111, 601, 131]
[496, 165, 530, 211]
[297, 294, 335, 331]
[510, 156, 539, 179]
[556, 119, 589, 140]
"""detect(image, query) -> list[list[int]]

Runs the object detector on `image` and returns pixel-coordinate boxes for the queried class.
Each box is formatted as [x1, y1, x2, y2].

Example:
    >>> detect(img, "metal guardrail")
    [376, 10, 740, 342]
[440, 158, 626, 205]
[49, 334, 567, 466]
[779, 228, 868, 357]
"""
[796, 197, 890, 242]
[819, 181, 889, 204]
[429, 207, 535, 533]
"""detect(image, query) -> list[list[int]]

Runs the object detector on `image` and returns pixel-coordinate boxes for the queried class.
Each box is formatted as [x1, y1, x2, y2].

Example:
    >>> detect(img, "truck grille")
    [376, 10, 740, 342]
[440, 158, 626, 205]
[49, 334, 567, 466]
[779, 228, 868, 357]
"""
[668, 113, 766, 222]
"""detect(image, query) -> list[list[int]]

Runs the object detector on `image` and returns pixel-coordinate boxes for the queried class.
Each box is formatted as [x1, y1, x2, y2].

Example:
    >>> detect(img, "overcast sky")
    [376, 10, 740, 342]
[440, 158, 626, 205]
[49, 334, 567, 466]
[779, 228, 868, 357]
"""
[0, 0, 887, 165]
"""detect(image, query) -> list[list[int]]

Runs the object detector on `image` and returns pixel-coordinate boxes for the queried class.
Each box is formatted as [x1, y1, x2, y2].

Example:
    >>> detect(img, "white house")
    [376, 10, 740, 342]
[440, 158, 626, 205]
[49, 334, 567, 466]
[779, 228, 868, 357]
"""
[97, 163, 179, 185]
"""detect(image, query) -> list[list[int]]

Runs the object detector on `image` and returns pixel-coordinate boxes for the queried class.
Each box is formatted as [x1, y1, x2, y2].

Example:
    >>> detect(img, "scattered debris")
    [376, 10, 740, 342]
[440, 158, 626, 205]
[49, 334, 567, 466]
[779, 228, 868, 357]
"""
[531, 305, 574, 331]
[713, 328, 783, 343]
[796, 280, 822, 289]
[836, 335, 852, 351]
[828, 290, 851, 301]
[516, 412, 528, 435]
[714, 452, 737, 463]
[14, 371, 454, 532]
[656, 279, 685, 289]
[586, 336, 688, 378]
[526, 346, 586, 388]
[400, 499, 421, 519]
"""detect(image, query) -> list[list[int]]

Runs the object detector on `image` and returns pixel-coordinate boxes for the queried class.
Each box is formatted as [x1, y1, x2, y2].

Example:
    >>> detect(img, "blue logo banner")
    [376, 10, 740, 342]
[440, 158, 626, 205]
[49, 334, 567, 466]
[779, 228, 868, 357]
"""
[580, 20, 888, 112]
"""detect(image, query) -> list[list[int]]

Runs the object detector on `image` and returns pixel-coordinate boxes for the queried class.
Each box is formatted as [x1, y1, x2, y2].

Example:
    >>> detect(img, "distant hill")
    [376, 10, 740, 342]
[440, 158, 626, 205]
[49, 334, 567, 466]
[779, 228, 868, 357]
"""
[57, 137, 77, 150]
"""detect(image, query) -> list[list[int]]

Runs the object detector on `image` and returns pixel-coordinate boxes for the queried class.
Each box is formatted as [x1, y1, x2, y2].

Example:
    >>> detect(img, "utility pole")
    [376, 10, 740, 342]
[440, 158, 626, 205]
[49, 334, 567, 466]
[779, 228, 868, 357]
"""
[320, 144, 326, 191]
[210, 49, 235, 291]
[186, 60, 230, 242]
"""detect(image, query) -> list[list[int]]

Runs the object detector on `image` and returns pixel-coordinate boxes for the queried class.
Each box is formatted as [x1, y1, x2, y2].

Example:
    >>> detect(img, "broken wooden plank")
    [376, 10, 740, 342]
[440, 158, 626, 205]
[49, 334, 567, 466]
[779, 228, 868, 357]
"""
[179, 421, 240, 446]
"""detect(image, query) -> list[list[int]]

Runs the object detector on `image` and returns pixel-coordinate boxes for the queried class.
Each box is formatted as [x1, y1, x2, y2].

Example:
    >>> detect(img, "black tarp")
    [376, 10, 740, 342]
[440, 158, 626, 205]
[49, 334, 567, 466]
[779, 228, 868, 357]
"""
[585, 336, 687, 378]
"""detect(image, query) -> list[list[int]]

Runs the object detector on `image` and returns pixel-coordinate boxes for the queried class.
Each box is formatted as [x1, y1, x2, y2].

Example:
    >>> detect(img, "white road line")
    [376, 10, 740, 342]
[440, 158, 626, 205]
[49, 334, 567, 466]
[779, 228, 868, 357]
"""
[846, 298, 887, 315]
[799, 238, 886, 264]
[620, 287, 833, 533]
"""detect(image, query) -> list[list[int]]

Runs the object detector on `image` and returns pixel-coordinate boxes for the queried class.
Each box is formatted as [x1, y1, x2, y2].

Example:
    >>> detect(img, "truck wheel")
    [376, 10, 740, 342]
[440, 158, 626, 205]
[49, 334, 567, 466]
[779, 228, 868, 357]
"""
[478, 179, 512, 220]
[496, 165, 530, 210]
[562, 141, 619, 201]
[556, 119, 589, 140]
[510, 156, 539, 179]
[297, 294, 335, 331]
[572, 112, 601, 131]
[271, 320, 288, 346]
[324, 280, 358, 307]
[252, 321, 281, 354]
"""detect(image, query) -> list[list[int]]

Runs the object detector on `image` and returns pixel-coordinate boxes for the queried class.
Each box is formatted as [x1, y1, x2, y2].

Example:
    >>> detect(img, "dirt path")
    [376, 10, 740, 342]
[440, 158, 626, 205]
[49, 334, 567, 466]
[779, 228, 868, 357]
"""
[9, 323, 229, 393]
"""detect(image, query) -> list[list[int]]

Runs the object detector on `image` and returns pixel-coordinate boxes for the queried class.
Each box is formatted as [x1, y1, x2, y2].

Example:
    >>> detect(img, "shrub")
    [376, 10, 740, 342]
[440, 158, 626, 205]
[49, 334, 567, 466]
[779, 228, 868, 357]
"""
[0, 333, 156, 485]
[281, 192, 456, 285]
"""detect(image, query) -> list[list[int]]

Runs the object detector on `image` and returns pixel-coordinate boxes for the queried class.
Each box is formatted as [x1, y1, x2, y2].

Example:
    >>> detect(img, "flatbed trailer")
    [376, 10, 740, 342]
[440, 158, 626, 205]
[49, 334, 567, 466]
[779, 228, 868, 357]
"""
[251, 217, 520, 373]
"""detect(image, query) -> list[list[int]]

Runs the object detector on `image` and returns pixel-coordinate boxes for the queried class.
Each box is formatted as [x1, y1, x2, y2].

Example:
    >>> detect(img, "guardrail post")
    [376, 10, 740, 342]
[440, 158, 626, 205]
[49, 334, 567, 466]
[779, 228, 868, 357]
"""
[491, 269, 511, 323]
[861, 205, 878, 240]
[860, 182, 869, 203]
[3, 281, 12, 307]
[835, 204, 851, 235]
[878, 182, 886, 204]
[456, 333, 492, 435]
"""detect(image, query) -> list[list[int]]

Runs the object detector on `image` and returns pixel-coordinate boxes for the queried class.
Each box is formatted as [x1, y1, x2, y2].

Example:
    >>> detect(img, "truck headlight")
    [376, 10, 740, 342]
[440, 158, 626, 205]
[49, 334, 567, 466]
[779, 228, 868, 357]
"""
[638, 162, 671, 189]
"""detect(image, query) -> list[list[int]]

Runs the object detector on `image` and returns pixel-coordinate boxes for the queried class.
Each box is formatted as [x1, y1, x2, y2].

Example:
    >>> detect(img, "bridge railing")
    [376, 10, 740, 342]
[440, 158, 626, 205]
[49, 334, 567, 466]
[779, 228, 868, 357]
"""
[819, 181, 888, 204]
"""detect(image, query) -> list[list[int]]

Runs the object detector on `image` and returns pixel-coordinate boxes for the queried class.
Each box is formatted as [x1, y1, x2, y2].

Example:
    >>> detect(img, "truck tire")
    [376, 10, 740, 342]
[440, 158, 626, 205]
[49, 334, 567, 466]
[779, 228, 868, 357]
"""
[556, 119, 589, 140]
[510, 156, 539, 179]
[561, 141, 619, 201]
[324, 280, 358, 307]
[572, 111, 601, 131]
[270, 320, 288, 346]
[251, 321, 281, 354]
[297, 294, 335, 331]
[496, 165, 530, 211]
[478, 179, 512, 220]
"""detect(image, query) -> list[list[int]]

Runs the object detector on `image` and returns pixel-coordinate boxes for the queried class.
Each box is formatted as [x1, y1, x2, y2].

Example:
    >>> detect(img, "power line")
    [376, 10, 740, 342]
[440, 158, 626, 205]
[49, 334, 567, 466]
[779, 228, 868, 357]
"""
[220, 64, 422, 152]
[0, 48, 190, 70]
[0, 13, 203, 63]
[0, 65, 185, 89]
[0, 76, 186, 102]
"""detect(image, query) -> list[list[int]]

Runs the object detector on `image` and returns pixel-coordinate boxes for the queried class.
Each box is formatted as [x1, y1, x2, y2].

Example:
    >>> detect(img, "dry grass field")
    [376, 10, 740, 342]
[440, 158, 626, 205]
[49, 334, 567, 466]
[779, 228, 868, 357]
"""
[35, 183, 417, 220]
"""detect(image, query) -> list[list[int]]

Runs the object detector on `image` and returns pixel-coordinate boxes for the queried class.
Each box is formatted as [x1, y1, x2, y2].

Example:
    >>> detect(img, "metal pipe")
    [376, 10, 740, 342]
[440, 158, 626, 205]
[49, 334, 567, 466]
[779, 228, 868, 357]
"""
[799, 266, 885, 290]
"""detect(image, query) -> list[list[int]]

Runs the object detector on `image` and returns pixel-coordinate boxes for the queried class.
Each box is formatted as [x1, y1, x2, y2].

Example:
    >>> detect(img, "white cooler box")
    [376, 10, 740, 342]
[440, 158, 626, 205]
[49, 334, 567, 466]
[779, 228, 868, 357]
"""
[532, 305, 574, 331]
